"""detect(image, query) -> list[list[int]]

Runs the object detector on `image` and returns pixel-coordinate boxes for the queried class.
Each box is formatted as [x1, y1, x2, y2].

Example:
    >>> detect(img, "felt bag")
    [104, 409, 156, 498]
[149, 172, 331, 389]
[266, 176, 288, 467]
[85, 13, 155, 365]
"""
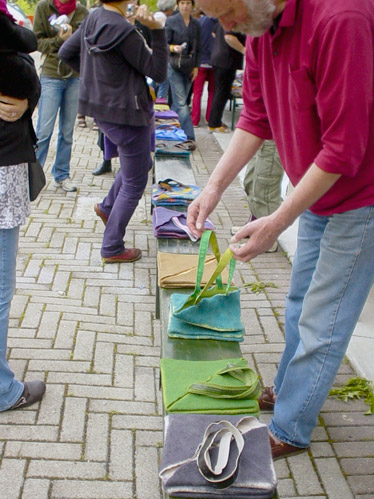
[157, 252, 229, 289]
[151, 179, 201, 207]
[152, 206, 213, 240]
[160, 414, 277, 498]
[160, 357, 260, 414]
[28, 160, 46, 201]
[168, 230, 245, 341]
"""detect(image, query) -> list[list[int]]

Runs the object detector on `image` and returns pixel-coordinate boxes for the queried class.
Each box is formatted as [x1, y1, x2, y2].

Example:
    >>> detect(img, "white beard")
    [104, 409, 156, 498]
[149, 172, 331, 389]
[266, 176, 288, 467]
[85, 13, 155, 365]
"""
[233, 0, 276, 36]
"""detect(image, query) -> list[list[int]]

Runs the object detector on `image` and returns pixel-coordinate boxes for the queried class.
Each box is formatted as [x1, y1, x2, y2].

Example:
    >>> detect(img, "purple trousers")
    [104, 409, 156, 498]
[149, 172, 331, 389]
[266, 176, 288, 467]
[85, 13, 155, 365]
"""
[96, 121, 152, 257]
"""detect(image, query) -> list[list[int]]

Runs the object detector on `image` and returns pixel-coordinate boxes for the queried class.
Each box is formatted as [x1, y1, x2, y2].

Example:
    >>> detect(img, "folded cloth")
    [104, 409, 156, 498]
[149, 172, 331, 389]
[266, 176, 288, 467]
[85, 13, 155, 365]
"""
[156, 124, 187, 141]
[160, 414, 277, 498]
[152, 179, 201, 207]
[154, 103, 170, 110]
[153, 207, 213, 240]
[155, 140, 191, 157]
[160, 358, 260, 414]
[155, 109, 179, 120]
[157, 252, 229, 288]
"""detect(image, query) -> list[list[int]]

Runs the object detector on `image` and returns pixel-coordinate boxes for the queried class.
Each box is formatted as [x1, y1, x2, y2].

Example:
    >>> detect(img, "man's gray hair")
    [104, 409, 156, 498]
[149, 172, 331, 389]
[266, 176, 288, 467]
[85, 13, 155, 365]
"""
[157, 0, 176, 12]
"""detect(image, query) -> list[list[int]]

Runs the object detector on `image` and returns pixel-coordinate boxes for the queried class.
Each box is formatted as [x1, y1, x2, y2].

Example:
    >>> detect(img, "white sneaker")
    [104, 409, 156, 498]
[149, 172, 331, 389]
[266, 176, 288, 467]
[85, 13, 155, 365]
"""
[54, 178, 77, 192]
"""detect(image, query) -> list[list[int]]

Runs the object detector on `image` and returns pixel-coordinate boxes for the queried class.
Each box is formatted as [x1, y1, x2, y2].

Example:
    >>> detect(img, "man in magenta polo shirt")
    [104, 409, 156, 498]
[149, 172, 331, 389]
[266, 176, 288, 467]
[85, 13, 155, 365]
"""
[188, 0, 374, 460]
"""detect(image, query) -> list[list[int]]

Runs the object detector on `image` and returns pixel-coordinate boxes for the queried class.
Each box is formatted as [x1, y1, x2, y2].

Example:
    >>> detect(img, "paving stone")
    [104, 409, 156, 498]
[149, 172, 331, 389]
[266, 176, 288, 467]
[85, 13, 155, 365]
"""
[109, 429, 133, 480]
[61, 397, 87, 442]
[314, 458, 354, 499]
[5, 441, 82, 460]
[94, 341, 114, 374]
[287, 452, 324, 495]
[341, 457, 374, 475]
[85, 413, 109, 462]
[22, 478, 51, 499]
[51, 479, 133, 498]
[0, 459, 27, 499]
[135, 445, 161, 499]
[28, 460, 106, 479]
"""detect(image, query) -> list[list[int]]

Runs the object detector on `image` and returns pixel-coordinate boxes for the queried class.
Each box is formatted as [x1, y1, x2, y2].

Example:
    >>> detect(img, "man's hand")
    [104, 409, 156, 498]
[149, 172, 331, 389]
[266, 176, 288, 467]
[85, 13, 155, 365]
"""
[0, 94, 28, 122]
[136, 4, 162, 29]
[59, 23, 72, 41]
[229, 215, 282, 262]
[187, 184, 222, 238]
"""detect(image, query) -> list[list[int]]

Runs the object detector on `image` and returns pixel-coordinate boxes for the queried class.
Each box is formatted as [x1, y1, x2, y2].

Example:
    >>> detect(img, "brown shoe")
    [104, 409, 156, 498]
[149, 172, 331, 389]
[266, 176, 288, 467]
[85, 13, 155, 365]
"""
[259, 386, 277, 411]
[11, 381, 46, 410]
[269, 433, 308, 461]
[94, 204, 109, 226]
[103, 248, 142, 263]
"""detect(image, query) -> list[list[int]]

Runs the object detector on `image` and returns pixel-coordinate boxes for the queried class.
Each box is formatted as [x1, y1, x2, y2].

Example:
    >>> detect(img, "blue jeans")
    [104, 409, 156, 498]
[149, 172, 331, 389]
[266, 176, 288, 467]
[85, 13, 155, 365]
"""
[270, 206, 374, 447]
[0, 227, 24, 412]
[168, 65, 195, 141]
[36, 76, 79, 182]
[96, 121, 152, 257]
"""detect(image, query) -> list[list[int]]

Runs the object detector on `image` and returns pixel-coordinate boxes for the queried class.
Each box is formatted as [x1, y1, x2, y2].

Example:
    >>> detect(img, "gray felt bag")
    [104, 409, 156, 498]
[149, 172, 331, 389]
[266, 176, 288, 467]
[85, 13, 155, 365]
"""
[159, 414, 277, 498]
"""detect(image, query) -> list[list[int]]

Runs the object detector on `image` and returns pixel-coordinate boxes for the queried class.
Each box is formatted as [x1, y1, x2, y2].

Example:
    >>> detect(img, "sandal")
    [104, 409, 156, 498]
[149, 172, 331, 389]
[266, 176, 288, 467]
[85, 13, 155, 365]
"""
[77, 115, 87, 128]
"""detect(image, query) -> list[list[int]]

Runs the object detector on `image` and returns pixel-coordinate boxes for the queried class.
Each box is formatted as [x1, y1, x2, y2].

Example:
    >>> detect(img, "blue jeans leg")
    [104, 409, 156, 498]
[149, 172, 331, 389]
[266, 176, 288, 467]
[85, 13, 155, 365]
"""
[96, 121, 152, 257]
[270, 207, 374, 447]
[168, 66, 195, 141]
[36, 76, 79, 182]
[0, 227, 24, 412]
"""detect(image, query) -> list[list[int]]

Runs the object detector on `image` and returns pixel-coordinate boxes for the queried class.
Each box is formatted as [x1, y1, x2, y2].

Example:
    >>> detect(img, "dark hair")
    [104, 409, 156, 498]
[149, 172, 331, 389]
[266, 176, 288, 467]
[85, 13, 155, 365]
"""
[176, 0, 195, 6]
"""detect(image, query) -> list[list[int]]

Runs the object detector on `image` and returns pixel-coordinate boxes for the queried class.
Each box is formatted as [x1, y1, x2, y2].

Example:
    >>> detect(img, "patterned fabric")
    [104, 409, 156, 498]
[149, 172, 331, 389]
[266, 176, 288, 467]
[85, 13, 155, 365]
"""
[0, 163, 30, 229]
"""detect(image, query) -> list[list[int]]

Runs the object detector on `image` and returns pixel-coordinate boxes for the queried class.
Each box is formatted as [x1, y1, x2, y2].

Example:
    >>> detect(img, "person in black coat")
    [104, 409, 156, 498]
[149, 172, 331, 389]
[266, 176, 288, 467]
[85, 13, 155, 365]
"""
[0, 4, 46, 413]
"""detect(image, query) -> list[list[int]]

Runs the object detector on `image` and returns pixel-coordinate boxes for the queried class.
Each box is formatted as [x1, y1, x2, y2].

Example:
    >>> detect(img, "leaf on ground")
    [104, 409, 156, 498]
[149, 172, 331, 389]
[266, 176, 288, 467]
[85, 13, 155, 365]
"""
[330, 377, 374, 415]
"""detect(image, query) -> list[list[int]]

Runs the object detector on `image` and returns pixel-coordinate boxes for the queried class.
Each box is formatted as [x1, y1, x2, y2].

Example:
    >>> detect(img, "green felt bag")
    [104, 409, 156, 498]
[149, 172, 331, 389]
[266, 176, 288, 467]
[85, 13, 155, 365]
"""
[168, 230, 245, 341]
[160, 357, 260, 414]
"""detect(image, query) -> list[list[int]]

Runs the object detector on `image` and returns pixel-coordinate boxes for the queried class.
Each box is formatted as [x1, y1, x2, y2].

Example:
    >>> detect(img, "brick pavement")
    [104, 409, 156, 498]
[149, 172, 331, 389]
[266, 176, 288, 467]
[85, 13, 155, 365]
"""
[0, 116, 373, 498]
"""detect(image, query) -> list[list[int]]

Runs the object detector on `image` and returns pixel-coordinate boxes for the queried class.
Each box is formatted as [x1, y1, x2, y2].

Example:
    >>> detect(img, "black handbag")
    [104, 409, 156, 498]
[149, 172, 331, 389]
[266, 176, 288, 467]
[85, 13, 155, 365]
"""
[28, 160, 46, 201]
[170, 52, 195, 77]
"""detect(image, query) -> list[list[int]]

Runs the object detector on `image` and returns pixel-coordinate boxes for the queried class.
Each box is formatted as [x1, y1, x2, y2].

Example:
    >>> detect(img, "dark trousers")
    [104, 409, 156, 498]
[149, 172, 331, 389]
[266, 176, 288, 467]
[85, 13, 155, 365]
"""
[208, 67, 237, 128]
[96, 120, 152, 257]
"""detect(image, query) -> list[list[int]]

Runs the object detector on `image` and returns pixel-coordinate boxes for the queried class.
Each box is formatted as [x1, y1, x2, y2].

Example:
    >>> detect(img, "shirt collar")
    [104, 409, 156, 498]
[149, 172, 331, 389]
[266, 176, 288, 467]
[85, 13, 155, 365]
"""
[278, 0, 298, 29]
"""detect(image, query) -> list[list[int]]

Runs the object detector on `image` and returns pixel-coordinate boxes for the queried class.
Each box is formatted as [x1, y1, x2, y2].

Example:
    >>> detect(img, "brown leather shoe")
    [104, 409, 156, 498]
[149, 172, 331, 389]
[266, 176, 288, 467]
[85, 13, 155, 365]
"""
[94, 204, 109, 226]
[269, 433, 308, 461]
[259, 386, 277, 411]
[11, 381, 46, 410]
[103, 248, 142, 263]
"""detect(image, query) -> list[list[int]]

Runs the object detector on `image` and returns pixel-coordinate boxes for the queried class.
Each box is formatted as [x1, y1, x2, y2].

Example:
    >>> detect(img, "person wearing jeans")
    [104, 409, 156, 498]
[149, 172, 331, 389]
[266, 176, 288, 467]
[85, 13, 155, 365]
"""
[187, 0, 374, 460]
[36, 75, 79, 185]
[165, 0, 201, 148]
[33, 0, 88, 192]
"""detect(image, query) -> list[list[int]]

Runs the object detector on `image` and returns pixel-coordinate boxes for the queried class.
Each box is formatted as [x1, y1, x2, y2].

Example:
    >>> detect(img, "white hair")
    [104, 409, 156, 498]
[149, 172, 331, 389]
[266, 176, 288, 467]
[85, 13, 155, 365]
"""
[234, 0, 276, 36]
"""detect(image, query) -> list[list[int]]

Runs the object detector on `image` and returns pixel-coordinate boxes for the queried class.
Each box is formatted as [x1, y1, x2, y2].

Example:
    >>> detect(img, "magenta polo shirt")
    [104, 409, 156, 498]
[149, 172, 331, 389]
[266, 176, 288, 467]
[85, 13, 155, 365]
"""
[237, 0, 374, 216]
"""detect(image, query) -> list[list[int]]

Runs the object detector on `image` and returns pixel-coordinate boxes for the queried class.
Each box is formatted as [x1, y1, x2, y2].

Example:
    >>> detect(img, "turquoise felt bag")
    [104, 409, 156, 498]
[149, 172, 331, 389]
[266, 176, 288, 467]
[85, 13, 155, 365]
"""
[168, 231, 245, 341]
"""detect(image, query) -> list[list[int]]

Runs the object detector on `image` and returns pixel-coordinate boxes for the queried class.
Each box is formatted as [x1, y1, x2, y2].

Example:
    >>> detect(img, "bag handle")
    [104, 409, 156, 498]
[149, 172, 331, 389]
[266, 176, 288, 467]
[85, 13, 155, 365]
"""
[158, 178, 191, 190]
[187, 363, 260, 400]
[191, 230, 223, 298]
[196, 417, 264, 488]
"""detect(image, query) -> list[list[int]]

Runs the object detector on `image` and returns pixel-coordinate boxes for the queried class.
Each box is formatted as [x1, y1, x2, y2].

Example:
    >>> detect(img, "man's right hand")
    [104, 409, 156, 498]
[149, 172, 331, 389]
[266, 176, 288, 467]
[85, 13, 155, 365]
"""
[59, 24, 72, 41]
[187, 184, 222, 238]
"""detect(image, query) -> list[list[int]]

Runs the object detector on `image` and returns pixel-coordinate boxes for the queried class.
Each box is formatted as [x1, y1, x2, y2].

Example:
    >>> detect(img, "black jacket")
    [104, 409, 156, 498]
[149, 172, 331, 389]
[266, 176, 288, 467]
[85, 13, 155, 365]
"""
[0, 14, 40, 166]
[58, 8, 168, 126]
[165, 13, 201, 68]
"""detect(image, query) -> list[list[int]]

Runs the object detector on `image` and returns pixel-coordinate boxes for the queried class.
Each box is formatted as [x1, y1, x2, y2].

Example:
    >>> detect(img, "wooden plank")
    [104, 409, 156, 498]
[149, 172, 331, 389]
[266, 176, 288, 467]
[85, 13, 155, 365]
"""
[154, 155, 196, 185]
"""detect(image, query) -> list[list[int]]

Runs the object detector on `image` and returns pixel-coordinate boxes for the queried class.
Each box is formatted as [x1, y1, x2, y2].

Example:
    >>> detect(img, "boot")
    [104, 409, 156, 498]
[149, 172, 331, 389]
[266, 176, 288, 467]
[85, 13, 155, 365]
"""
[92, 159, 112, 176]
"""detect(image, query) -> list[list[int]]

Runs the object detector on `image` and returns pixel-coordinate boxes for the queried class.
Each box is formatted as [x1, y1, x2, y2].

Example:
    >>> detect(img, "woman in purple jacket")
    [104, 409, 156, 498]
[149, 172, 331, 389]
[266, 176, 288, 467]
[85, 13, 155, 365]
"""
[59, 2, 168, 262]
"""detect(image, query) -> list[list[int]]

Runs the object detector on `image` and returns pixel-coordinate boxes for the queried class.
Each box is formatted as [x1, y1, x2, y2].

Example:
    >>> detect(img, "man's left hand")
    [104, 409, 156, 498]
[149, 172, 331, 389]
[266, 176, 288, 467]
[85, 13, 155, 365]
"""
[229, 216, 281, 262]
[0, 94, 28, 122]
[190, 67, 199, 81]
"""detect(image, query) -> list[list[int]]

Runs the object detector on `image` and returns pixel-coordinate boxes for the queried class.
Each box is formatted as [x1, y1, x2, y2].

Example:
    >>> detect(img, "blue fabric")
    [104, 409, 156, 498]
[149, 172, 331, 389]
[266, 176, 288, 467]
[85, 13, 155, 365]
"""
[36, 75, 79, 182]
[270, 206, 374, 448]
[0, 227, 24, 412]
[155, 125, 187, 141]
